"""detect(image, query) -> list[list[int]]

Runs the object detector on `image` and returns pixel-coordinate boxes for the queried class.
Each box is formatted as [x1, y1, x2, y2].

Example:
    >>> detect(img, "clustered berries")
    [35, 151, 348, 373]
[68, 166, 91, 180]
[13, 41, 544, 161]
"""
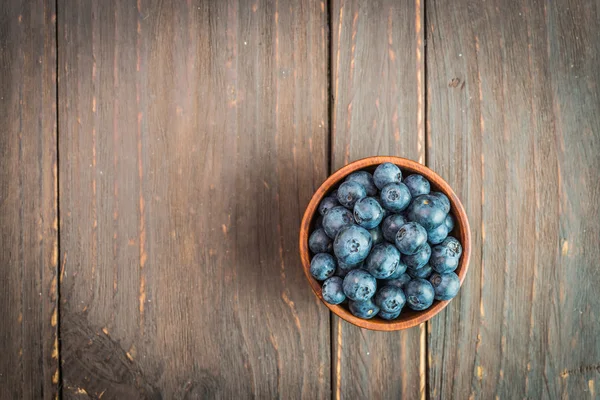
[308, 163, 463, 321]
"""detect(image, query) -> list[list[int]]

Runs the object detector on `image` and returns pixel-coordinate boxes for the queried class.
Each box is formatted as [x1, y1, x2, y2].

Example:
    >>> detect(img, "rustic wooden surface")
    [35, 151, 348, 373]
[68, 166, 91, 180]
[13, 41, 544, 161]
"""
[330, 1, 425, 398]
[57, 0, 329, 398]
[1, 0, 599, 398]
[426, 0, 600, 398]
[0, 1, 59, 399]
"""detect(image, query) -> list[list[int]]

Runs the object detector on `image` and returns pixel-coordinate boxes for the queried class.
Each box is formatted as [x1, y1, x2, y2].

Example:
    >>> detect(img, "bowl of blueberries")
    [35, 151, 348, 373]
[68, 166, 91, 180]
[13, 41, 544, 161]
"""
[299, 156, 471, 330]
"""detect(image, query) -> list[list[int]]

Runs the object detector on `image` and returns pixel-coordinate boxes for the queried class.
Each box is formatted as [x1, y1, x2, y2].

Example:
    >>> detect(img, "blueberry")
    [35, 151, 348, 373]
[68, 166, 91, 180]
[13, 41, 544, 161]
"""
[441, 236, 463, 258]
[399, 210, 409, 221]
[334, 225, 373, 265]
[381, 214, 408, 242]
[353, 197, 384, 229]
[430, 191, 451, 214]
[368, 225, 384, 245]
[348, 299, 380, 319]
[395, 222, 428, 255]
[386, 273, 412, 289]
[380, 183, 412, 212]
[404, 278, 435, 311]
[402, 243, 431, 270]
[374, 285, 406, 313]
[429, 254, 459, 273]
[343, 269, 377, 301]
[407, 194, 447, 230]
[310, 253, 336, 281]
[427, 222, 448, 245]
[364, 243, 401, 279]
[429, 244, 459, 273]
[337, 181, 367, 209]
[309, 228, 333, 254]
[444, 213, 455, 231]
[387, 258, 408, 278]
[337, 259, 363, 275]
[314, 215, 324, 229]
[346, 171, 377, 196]
[330, 189, 338, 198]
[322, 206, 354, 239]
[373, 197, 391, 219]
[373, 162, 402, 189]
[378, 309, 401, 320]
[407, 264, 433, 279]
[403, 174, 431, 197]
[335, 266, 349, 278]
[318, 196, 340, 216]
[429, 272, 460, 300]
[322, 276, 346, 304]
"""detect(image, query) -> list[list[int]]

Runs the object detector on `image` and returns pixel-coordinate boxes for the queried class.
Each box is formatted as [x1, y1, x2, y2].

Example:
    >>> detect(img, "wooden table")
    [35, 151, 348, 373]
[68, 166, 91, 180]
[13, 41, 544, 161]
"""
[2, 0, 599, 398]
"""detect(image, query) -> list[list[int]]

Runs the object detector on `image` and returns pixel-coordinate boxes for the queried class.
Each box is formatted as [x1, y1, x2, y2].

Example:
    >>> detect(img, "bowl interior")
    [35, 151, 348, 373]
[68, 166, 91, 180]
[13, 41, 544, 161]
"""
[300, 156, 471, 331]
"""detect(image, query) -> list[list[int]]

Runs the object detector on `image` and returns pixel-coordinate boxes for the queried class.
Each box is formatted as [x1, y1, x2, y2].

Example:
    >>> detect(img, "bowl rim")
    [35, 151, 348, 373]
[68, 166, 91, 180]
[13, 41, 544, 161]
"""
[299, 156, 471, 331]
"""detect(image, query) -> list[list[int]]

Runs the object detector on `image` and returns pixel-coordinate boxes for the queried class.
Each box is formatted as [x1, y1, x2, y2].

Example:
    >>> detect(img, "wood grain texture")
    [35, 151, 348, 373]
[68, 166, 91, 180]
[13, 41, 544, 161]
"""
[330, 0, 425, 397]
[0, 1, 59, 399]
[58, 0, 329, 398]
[426, 0, 600, 398]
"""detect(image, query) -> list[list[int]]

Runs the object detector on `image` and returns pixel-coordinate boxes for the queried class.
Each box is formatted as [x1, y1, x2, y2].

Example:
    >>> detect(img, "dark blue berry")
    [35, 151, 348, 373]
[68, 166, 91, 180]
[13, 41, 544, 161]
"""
[322, 206, 354, 239]
[407, 264, 433, 279]
[429, 243, 459, 273]
[430, 191, 451, 214]
[404, 278, 435, 311]
[337, 181, 367, 209]
[310, 253, 336, 281]
[309, 228, 333, 253]
[343, 269, 377, 301]
[387, 257, 408, 278]
[374, 285, 406, 313]
[430, 254, 459, 273]
[444, 213, 455, 231]
[364, 243, 401, 279]
[429, 272, 460, 300]
[348, 299, 380, 319]
[318, 196, 340, 216]
[353, 197, 384, 229]
[395, 222, 428, 255]
[402, 243, 431, 270]
[427, 222, 449, 245]
[314, 215, 324, 229]
[380, 183, 412, 212]
[333, 225, 373, 265]
[346, 171, 377, 196]
[403, 174, 431, 197]
[373, 162, 402, 189]
[335, 266, 349, 278]
[407, 194, 447, 230]
[373, 197, 390, 219]
[368, 225, 384, 245]
[337, 259, 363, 275]
[381, 214, 408, 242]
[386, 273, 412, 289]
[378, 309, 401, 320]
[322, 276, 346, 304]
[441, 236, 463, 258]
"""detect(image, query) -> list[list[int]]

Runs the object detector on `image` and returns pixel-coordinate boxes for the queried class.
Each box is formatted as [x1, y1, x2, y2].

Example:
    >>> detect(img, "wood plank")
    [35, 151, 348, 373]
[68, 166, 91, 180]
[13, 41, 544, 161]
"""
[330, 0, 425, 398]
[426, 0, 600, 398]
[0, 1, 59, 399]
[58, 0, 329, 397]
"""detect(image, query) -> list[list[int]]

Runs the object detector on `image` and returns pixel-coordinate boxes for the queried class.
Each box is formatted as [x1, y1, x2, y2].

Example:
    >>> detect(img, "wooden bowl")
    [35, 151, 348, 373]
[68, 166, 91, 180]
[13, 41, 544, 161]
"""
[299, 156, 471, 331]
